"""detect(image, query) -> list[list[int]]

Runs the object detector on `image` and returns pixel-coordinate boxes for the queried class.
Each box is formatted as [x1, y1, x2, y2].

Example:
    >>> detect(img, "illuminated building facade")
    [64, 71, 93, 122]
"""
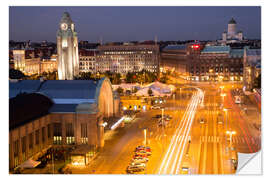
[161, 42, 244, 82]
[243, 47, 261, 91]
[160, 45, 187, 74]
[57, 12, 79, 80]
[222, 18, 244, 44]
[13, 49, 57, 76]
[79, 49, 97, 73]
[9, 78, 120, 170]
[188, 45, 244, 81]
[96, 44, 160, 74]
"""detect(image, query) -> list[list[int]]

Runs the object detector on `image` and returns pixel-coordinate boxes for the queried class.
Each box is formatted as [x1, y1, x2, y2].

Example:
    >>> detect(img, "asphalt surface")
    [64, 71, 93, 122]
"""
[70, 81, 261, 174]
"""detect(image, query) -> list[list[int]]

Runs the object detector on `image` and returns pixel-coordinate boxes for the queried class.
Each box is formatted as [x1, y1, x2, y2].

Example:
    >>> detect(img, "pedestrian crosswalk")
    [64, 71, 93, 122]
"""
[199, 136, 260, 145]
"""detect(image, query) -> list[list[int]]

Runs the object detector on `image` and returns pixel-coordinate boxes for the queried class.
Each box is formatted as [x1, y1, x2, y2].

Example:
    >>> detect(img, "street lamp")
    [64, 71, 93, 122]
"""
[226, 130, 236, 146]
[221, 93, 226, 102]
[144, 129, 147, 145]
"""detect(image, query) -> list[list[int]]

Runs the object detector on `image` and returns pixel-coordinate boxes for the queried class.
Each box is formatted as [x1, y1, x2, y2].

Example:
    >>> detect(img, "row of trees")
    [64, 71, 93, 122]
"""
[9, 69, 58, 80]
[125, 70, 158, 84]
[9, 68, 169, 85]
[116, 86, 153, 96]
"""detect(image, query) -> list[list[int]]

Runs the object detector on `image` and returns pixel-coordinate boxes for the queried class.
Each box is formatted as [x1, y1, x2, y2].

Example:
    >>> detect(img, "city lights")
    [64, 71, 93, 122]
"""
[9, 7, 261, 175]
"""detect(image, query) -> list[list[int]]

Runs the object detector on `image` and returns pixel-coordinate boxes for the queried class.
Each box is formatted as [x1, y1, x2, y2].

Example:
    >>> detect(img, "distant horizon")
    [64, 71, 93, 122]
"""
[9, 6, 261, 42]
[9, 38, 261, 44]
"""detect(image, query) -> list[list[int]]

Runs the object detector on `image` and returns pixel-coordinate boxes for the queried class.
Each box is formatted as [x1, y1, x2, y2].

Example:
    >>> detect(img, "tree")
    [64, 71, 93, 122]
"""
[132, 87, 138, 93]
[116, 87, 124, 95]
[9, 69, 25, 79]
[148, 88, 153, 96]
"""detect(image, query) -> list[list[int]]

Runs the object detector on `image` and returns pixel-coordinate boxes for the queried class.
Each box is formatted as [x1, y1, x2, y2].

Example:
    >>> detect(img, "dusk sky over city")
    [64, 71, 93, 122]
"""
[10, 6, 261, 43]
[8, 4, 262, 175]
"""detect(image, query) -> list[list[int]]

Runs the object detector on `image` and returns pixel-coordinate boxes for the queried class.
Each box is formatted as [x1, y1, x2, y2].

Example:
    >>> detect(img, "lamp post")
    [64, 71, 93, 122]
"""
[226, 130, 236, 146]
[221, 93, 226, 103]
[144, 129, 147, 146]
[223, 108, 228, 131]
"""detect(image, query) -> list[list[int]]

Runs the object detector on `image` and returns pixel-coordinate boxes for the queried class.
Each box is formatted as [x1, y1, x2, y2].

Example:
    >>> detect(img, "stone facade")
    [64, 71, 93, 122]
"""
[57, 12, 79, 80]
[9, 78, 119, 170]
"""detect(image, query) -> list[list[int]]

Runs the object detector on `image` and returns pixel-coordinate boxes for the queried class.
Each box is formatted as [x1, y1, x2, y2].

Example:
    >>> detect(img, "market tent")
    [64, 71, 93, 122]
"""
[144, 81, 175, 94]
[135, 87, 165, 97]
[18, 159, 41, 168]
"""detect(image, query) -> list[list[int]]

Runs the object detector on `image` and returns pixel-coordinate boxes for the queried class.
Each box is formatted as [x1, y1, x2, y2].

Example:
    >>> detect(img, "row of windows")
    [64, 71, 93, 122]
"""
[12, 123, 89, 158]
[191, 59, 242, 64]
[189, 68, 243, 73]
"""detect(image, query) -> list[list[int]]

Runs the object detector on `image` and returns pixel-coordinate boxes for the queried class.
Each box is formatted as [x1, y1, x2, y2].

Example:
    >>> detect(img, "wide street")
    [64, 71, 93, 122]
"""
[70, 81, 261, 175]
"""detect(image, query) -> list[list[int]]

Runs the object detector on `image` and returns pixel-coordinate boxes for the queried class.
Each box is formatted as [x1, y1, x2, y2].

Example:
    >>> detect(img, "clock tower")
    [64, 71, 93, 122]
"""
[57, 12, 79, 80]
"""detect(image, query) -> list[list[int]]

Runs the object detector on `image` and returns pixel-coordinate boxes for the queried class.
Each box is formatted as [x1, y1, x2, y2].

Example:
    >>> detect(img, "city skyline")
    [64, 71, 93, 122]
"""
[9, 6, 261, 43]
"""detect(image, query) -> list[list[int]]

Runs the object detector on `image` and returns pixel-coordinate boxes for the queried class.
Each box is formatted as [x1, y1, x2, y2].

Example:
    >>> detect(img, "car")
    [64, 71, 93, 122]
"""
[231, 159, 238, 170]
[158, 120, 167, 127]
[200, 118, 205, 124]
[133, 154, 148, 159]
[132, 157, 148, 163]
[135, 148, 152, 154]
[126, 165, 145, 174]
[162, 116, 171, 121]
[164, 115, 172, 119]
[151, 106, 160, 110]
[217, 120, 223, 124]
[135, 150, 151, 156]
[135, 146, 152, 152]
[130, 162, 146, 168]
[152, 114, 162, 119]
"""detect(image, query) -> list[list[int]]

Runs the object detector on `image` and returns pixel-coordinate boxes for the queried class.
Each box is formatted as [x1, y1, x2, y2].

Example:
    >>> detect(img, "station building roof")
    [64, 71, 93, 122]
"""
[38, 80, 97, 104]
[9, 80, 43, 98]
[9, 79, 108, 104]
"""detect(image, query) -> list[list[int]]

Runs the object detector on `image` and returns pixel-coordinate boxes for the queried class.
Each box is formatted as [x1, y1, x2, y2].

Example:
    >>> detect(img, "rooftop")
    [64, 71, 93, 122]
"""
[163, 45, 186, 51]
[229, 18, 237, 24]
[201, 46, 230, 54]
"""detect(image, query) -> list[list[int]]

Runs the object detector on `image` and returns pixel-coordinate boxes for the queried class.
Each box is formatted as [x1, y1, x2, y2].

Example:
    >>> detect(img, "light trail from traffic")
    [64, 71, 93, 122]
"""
[158, 87, 204, 174]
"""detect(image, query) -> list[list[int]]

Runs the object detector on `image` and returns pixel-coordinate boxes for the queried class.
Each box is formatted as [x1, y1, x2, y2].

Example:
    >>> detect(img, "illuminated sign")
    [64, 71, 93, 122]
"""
[191, 44, 200, 50]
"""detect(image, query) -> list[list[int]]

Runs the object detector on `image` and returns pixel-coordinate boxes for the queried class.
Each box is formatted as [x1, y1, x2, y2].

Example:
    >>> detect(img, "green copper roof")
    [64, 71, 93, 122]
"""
[201, 46, 230, 54]
[229, 49, 244, 58]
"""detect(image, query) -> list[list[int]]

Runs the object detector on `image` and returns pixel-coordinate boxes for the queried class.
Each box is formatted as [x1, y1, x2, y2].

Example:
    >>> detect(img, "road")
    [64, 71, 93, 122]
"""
[70, 81, 261, 174]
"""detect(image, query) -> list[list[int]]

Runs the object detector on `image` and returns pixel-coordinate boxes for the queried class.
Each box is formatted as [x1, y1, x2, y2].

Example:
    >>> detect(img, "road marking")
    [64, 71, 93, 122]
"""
[202, 124, 208, 174]
[213, 109, 218, 174]
[252, 137, 255, 144]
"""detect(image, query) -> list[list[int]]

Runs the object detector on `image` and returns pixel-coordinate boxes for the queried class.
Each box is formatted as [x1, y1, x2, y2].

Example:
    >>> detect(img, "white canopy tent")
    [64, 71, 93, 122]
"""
[135, 87, 166, 97]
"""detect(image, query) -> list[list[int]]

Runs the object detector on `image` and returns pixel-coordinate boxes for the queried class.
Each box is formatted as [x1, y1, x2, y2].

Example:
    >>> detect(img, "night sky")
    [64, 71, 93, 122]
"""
[9, 6, 261, 43]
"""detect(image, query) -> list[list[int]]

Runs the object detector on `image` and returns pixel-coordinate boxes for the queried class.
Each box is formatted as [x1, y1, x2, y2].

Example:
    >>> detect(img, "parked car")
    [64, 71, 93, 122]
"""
[151, 106, 161, 110]
[135, 150, 151, 156]
[132, 156, 148, 163]
[126, 165, 145, 174]
[133, 154, 148, 159]
[130, 162, 146, 168]
[200, 118, 205, 124]
[135, 146, 151, 152]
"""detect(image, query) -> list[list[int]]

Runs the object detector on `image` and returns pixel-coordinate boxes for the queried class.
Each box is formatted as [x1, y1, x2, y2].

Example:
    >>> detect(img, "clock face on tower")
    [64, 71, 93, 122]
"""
[61, 23, 68, 31]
